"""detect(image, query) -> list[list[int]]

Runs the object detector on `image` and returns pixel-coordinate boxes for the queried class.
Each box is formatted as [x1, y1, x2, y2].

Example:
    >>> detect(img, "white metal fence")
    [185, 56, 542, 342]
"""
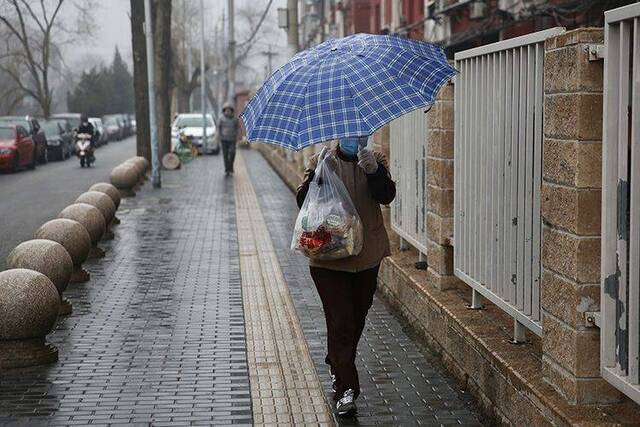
[601, 2, 640, 405]
[453, 28, 564, 338]
[390, 108, 429, 256]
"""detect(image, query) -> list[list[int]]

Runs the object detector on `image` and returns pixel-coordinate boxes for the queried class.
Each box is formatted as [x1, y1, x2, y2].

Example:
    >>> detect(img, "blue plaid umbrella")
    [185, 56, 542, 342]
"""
[241, 33, 456, 151]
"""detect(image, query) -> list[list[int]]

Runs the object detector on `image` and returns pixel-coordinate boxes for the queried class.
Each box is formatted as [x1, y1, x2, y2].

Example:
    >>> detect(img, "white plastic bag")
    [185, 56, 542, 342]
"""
[291, 148, 363, 260]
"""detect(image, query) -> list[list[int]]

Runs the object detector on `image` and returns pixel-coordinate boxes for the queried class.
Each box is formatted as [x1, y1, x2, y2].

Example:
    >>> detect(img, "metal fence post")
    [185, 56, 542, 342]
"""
[512, 319, 527, 344]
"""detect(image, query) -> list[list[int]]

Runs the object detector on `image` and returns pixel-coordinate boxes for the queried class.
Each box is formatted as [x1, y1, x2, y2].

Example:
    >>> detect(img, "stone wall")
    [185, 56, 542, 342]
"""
[425, 83, 458, 290]
[540, 28, 620, 404]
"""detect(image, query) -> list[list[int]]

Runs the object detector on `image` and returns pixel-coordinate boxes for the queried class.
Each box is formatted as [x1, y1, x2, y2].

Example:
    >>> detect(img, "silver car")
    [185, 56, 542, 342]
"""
[171, 113, 219, 155]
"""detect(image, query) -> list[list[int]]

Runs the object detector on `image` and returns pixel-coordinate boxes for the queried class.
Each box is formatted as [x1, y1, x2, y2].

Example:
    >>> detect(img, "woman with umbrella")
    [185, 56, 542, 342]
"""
[241, 34, 456, 417]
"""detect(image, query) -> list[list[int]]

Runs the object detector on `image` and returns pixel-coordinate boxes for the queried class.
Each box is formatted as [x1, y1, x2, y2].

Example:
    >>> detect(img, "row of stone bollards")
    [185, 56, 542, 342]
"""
[0, 156, 149, 370]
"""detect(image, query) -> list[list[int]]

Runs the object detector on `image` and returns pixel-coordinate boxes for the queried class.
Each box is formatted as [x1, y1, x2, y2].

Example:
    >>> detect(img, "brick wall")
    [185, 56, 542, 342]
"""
[541, 28, 620, 405]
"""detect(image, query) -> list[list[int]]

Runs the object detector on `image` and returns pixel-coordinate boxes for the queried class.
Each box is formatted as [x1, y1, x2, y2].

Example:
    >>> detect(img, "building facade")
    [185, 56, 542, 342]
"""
[301, 0, 636, 55]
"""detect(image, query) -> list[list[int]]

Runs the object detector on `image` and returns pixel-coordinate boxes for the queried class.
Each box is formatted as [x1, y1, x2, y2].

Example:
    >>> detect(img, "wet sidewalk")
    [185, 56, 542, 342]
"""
[0, 149, 482, 426]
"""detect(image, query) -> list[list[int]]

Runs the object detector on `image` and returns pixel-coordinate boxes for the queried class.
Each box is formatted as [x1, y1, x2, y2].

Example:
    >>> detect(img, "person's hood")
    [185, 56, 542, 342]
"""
[222, 101, 234, 111]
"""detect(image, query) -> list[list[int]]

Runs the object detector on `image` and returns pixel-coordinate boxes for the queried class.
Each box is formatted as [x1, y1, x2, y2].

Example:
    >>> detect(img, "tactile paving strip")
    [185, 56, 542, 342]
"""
[234, 151, 334, 426]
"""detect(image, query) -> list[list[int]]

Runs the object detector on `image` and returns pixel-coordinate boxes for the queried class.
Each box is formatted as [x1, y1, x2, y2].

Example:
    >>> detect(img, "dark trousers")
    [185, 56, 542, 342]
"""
[310, 264, 379, 401]
[221, 139, 236, 172]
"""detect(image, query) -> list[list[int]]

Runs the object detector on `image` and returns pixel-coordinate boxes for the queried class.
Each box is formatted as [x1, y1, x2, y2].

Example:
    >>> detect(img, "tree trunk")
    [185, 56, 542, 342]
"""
[153, 0, 172, 158]
[130, 0, 151, 161]
[205, 81, 218, 120]
[177, 88, 190, 114]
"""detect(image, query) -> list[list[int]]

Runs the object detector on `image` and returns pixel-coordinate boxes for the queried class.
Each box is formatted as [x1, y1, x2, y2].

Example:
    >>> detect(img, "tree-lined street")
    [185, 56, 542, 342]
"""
[0, 137, 135, 269]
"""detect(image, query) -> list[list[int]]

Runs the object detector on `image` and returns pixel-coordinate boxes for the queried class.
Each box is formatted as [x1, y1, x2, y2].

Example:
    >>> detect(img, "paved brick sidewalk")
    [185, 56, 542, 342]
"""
[0, 155, 251, 426]
[0, 150, 482, 426]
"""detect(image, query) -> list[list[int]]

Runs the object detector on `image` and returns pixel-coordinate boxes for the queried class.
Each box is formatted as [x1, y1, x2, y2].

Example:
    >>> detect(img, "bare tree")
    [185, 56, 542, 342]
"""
[153, 0, 172, 158]
[226, 1, 281, 94]
[130, 0, 150, 160]
[171, 0, 201, 114]
[0, 0, 94, 117]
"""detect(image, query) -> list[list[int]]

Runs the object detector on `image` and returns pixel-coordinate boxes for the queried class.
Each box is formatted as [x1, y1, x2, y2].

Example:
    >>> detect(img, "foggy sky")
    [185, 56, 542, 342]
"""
[66, 0, 289, 87]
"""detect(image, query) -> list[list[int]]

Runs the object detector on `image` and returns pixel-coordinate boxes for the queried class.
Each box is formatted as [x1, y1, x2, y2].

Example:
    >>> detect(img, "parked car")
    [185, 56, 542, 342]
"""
[171, 113, 219, 154]
[41, 119, 73, 160]
[0, 125, 36, 172]
[0, 116, 47, 164]
[120, 114, 132, 137]
[50, 113, 81, 133]
[103, 115, 124, 141]
[89, 117, 108, 146]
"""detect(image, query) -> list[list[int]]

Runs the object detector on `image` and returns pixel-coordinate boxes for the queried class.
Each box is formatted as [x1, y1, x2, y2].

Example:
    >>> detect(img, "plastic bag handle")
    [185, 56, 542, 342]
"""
[313, 146, 330, 185]
[318, 146, 329, 162]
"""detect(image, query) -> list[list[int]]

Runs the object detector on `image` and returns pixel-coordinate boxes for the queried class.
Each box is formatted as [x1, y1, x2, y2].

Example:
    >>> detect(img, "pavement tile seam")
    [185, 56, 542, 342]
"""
[233, 151, 334, 426]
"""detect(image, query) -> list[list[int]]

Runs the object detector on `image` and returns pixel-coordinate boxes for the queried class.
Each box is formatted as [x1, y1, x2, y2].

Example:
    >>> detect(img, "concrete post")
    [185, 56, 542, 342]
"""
[144, 0, 160, 188]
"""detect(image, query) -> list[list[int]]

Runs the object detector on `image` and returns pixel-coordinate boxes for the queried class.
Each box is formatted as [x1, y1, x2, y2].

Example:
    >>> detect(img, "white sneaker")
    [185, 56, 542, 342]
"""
[336, 388, 356, 417]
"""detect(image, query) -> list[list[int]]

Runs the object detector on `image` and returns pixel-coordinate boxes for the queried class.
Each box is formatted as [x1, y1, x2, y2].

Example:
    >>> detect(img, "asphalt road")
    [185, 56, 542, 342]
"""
[0, 136, 136, 269]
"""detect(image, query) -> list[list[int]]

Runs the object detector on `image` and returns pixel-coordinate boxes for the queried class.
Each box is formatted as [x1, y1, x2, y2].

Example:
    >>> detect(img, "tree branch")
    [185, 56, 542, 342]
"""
[0, 63, 39, 100]
[19, 0, 47, 33]
[236, 0, 274, 48]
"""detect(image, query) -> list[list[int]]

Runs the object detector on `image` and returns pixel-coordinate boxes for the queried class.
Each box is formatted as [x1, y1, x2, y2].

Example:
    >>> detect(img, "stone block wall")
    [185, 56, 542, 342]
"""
[425, 83, 458, 290]
[541, 28, 620, 404]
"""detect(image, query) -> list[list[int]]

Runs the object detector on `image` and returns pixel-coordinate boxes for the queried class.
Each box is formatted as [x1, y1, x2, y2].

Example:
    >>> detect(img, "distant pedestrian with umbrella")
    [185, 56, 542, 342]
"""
[241, 33, 456, 418]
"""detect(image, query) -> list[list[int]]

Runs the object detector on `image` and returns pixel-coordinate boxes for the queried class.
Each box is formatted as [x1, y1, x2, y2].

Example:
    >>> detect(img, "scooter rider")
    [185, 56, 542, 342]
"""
[76, 114, 96, 147]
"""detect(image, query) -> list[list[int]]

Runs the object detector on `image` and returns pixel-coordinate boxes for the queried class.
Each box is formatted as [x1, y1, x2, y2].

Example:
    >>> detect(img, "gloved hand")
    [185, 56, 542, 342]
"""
[357, 148, 378, 174]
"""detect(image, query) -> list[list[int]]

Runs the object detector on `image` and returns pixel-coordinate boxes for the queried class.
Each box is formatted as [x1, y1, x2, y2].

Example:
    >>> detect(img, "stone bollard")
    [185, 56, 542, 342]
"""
[89, 182, 121, 209]
[34, 219, 92, 284]
[75, 191, 117, 240]
[58, 203, 106, 259]
[130, 156, 149, 180]
[89, 182, 121, 224]
[124, 159, 144, 187]
[110, 164, 138, 197]
[6, 240, 74, 316]
[0, 269, 60, 369]
[134, 156, 150, 173]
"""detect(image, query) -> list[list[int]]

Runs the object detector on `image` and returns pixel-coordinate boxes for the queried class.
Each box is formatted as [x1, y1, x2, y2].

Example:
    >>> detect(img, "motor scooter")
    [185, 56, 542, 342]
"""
[75, 133, 94, 167]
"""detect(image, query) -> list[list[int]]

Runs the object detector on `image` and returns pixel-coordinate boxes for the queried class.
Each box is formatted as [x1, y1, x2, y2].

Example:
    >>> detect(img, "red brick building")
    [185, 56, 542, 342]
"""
[317, 0, 636, 57]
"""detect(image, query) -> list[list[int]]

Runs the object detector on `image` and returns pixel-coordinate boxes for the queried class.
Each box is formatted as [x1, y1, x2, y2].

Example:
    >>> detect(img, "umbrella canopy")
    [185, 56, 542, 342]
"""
[241, 33, 456, 151]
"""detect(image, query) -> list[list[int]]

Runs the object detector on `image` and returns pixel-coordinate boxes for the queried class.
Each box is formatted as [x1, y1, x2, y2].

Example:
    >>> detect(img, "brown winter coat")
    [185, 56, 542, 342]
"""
[296, 147, 396, 273]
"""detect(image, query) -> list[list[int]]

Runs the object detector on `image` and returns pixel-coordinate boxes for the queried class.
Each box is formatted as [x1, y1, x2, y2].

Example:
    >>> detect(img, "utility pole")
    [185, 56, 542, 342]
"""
[287, 0, 299, 59]
[200, 0, 207, 153]
[319, 0, 325, 43]
[286, 0, 298, 163]
[186, 1, 193, 112]
[391, 0, 401, 33]
[227, 0, 235, 104]
[143, 0, 160, 188]
[261, 45, 276, 77]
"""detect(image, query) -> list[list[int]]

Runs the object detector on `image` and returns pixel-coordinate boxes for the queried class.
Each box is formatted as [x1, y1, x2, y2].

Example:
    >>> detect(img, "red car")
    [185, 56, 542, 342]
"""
[0, 125, 36, 172]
